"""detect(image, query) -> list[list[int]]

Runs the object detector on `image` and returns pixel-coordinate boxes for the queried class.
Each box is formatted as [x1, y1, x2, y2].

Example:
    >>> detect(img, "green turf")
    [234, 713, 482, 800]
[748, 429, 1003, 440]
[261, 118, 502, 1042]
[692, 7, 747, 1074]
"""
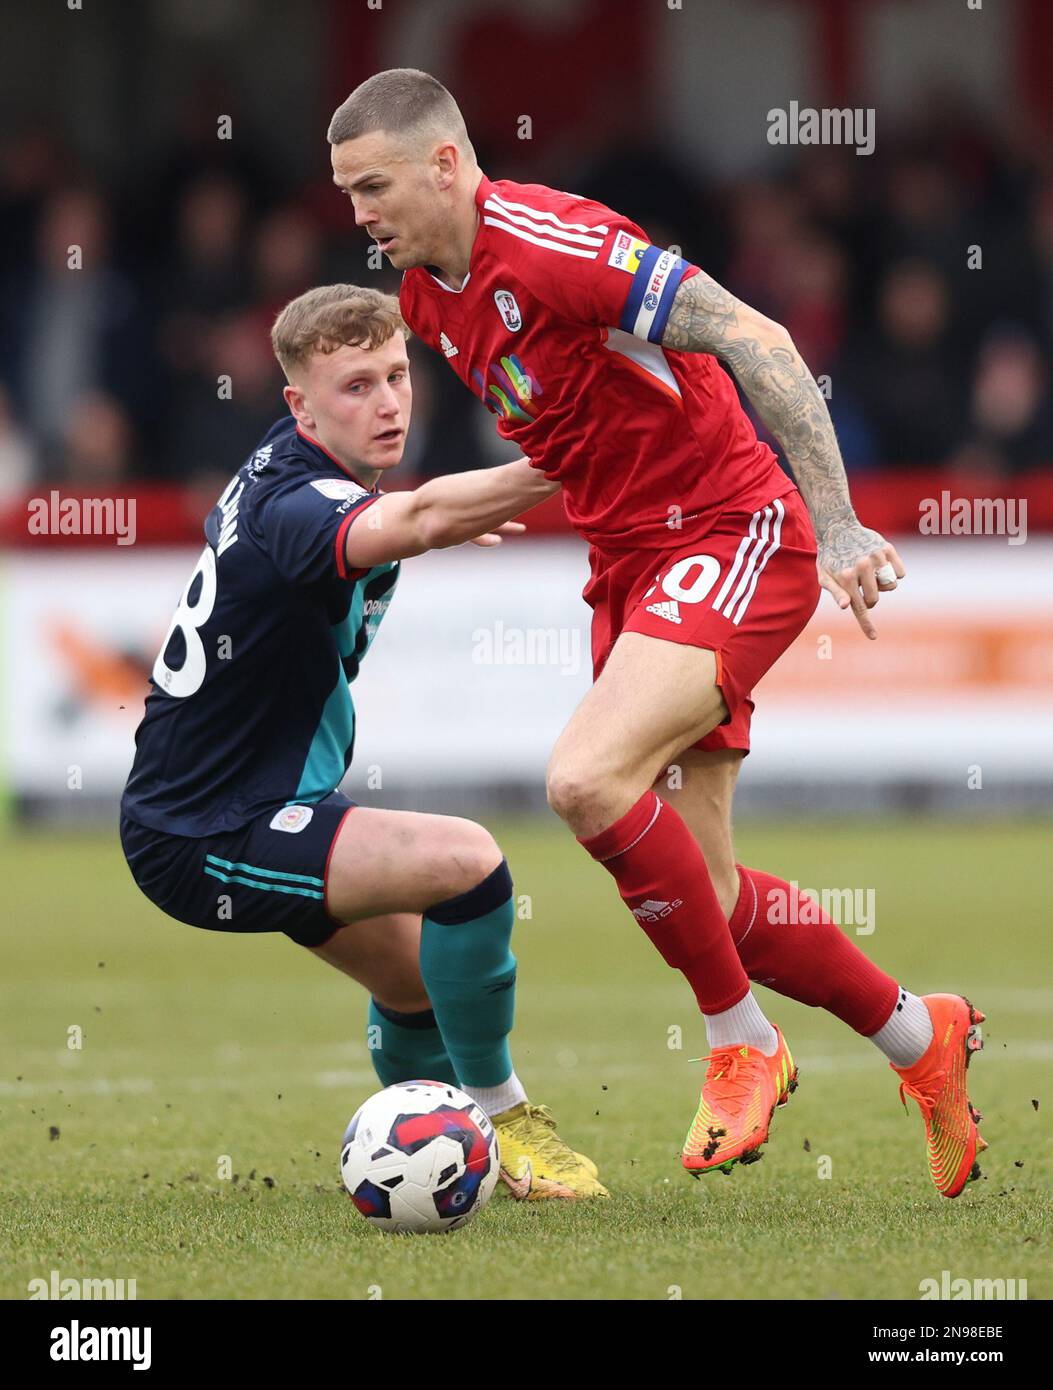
[1, 818, 1050, 1300]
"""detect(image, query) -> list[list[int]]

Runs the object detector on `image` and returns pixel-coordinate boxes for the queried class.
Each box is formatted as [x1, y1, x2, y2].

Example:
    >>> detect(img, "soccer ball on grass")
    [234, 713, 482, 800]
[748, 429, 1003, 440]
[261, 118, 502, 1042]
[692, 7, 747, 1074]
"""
[340, 1080, 499, 1234]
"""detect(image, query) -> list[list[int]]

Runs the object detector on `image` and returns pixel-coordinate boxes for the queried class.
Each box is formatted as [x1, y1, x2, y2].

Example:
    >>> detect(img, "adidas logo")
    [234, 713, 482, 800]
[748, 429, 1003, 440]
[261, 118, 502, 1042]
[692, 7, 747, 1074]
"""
[645, 599, 681, 624]
[631, 897, 683, 923]
[440, 331, 459, 358]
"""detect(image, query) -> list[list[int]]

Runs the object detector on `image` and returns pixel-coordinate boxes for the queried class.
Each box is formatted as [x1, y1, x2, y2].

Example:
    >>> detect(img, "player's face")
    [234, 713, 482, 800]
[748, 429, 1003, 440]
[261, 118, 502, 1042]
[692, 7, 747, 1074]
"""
[296, 334, 412, 476]
[331, 131, 446, 269]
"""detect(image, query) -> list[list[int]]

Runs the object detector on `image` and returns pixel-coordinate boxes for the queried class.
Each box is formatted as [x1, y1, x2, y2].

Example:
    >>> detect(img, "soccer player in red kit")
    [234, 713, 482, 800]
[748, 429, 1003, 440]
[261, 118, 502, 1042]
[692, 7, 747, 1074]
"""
[326, 70, 987, 1197]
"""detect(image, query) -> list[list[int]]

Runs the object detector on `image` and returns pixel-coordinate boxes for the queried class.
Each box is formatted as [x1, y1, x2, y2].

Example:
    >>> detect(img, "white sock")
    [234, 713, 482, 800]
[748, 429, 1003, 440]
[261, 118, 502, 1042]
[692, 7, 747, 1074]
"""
[870, 988, 934, 1068]
[704, 992, 778, 1055]
[461, 1071, 527, 1118]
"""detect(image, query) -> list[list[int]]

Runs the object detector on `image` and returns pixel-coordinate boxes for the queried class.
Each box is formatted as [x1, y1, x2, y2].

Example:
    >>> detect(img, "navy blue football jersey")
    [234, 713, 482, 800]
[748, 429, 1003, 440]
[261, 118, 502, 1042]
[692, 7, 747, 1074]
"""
[122, 417, 399, 836]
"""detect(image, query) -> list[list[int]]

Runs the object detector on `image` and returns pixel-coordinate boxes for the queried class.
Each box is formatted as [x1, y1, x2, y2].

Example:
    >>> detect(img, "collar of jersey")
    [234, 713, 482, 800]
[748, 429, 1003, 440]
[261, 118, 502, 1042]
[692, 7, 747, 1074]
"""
[294, 425, 379, 491]
[422, 171, 496, 295]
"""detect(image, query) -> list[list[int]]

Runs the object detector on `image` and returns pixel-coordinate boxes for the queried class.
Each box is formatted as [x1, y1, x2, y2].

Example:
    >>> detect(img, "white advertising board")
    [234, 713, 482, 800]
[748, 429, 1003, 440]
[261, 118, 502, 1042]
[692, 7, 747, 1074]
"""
[1, 538, 1050, 799]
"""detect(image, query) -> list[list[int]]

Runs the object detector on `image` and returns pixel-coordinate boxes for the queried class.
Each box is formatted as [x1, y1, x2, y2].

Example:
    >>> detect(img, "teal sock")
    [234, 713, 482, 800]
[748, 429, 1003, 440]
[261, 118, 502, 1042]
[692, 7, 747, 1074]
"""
[419, 860, 517, 1088]
[367, 998, 458, 1087]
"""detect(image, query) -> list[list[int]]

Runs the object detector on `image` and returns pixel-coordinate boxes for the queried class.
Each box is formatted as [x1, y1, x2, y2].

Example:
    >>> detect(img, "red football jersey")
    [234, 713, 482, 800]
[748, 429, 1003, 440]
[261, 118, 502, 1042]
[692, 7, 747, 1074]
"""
[400, 173, 795, 552]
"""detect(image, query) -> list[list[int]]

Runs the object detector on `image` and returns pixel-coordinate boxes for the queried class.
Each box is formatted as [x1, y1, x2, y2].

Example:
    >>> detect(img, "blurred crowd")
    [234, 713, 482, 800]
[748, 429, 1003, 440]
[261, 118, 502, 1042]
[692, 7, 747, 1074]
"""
[2, 95, 1052, 504]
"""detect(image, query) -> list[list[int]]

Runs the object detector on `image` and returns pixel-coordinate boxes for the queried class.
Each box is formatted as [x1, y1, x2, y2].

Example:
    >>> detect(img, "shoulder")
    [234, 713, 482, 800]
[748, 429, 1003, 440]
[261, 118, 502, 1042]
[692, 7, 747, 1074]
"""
[230, 420, 298, 508]
[483, 177, 623, 235]
[249, 423, 366, 516]
[479, 176, 648, 280]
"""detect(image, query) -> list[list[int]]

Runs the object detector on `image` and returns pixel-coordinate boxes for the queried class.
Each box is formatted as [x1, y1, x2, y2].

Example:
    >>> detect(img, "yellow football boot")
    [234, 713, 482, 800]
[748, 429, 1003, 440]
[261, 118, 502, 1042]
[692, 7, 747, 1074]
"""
[491, 1102, 608, 1198]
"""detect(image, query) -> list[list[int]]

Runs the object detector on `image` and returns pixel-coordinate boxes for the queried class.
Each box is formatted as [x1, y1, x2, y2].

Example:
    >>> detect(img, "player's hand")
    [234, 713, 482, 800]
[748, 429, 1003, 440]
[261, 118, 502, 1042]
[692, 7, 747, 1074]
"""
[467, 521, 527, 548]
[817, 517, 904, 641]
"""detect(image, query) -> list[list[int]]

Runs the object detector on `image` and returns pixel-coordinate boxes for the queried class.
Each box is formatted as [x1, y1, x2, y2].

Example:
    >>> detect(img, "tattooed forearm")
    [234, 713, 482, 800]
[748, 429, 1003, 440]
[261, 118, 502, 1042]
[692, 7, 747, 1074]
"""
[662, 271, 857, 552]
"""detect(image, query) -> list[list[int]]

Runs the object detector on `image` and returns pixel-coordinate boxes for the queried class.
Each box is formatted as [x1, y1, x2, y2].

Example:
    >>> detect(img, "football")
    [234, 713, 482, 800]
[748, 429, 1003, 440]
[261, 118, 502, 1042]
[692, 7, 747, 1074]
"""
[340, 1081, 500, 1234]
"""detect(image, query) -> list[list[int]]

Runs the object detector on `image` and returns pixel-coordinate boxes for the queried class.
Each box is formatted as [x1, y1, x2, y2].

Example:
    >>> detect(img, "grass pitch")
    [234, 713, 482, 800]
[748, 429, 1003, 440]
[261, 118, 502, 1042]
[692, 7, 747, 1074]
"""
[1, 816, 1050, 1301]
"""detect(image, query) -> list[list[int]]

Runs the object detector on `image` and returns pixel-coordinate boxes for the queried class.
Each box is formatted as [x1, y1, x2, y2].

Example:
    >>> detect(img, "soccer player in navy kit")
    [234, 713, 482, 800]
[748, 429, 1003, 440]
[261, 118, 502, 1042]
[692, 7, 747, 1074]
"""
[120, 284, 606, 1199]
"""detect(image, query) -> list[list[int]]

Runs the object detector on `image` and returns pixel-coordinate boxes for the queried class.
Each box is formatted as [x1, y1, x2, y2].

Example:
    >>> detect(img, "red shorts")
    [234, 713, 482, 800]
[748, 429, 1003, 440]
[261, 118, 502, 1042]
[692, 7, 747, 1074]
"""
[585, 488, 820, 753]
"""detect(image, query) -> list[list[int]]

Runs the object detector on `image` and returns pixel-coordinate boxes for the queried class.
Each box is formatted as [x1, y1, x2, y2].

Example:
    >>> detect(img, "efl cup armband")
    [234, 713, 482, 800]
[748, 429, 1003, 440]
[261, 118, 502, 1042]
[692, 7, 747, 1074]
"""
[611, 235, 691, 344]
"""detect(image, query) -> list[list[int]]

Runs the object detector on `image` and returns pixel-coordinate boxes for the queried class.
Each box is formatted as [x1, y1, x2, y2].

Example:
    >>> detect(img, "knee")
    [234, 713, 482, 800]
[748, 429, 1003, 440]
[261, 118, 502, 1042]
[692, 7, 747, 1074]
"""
[445, 818, 504, 896]
[546, 755, 608, 829]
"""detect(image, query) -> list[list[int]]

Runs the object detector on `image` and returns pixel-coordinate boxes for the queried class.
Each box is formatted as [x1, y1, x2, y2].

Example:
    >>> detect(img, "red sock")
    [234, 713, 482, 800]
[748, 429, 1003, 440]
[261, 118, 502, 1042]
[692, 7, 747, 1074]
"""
[579, 791, 749, 1013]
[730, 865, 898, 1036]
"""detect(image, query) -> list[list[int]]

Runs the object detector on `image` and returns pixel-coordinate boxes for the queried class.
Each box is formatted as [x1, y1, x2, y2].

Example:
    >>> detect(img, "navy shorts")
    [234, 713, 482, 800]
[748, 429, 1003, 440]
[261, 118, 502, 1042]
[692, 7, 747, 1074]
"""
[119, 793, 357, 947]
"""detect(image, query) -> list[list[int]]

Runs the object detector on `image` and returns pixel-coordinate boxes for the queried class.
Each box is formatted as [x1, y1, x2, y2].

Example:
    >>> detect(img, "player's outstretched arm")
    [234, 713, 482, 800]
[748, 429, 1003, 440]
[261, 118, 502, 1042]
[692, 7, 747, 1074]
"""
[662, 271, 904, 639]
[344, 456, 558, 568]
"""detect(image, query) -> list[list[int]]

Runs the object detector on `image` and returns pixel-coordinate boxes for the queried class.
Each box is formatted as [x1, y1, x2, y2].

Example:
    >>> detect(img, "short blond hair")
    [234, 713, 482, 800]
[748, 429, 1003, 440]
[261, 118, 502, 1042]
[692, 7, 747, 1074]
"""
[270, 284, 406, 379]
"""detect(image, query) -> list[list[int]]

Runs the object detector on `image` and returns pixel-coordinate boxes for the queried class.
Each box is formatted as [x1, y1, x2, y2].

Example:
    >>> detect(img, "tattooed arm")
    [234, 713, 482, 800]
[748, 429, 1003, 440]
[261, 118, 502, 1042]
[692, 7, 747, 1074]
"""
[662, 269, 904, 638]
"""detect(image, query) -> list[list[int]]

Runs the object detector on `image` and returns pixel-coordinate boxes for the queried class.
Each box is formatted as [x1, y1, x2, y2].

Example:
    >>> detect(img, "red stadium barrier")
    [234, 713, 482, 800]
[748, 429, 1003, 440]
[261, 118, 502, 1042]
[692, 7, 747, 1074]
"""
[3, 470, 1052, 546]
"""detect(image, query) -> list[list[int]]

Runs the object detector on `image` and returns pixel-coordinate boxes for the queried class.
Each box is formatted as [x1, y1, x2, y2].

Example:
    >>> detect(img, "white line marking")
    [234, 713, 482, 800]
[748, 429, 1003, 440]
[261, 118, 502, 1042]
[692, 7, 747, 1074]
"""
[2, 1041, 1048, 1099]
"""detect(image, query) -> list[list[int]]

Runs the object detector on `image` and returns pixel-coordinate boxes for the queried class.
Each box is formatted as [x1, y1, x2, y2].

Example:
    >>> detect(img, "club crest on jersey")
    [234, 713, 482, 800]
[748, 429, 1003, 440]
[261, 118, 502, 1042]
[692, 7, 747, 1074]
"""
[270, 805, 315, 834]
[494, 289, 523, 332]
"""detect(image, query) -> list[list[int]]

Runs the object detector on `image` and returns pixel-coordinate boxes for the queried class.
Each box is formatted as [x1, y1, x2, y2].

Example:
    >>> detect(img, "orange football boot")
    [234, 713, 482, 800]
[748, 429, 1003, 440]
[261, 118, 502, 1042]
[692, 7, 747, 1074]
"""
[681, 1026, 798, 1176]
[891, 994, 987, 1198]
